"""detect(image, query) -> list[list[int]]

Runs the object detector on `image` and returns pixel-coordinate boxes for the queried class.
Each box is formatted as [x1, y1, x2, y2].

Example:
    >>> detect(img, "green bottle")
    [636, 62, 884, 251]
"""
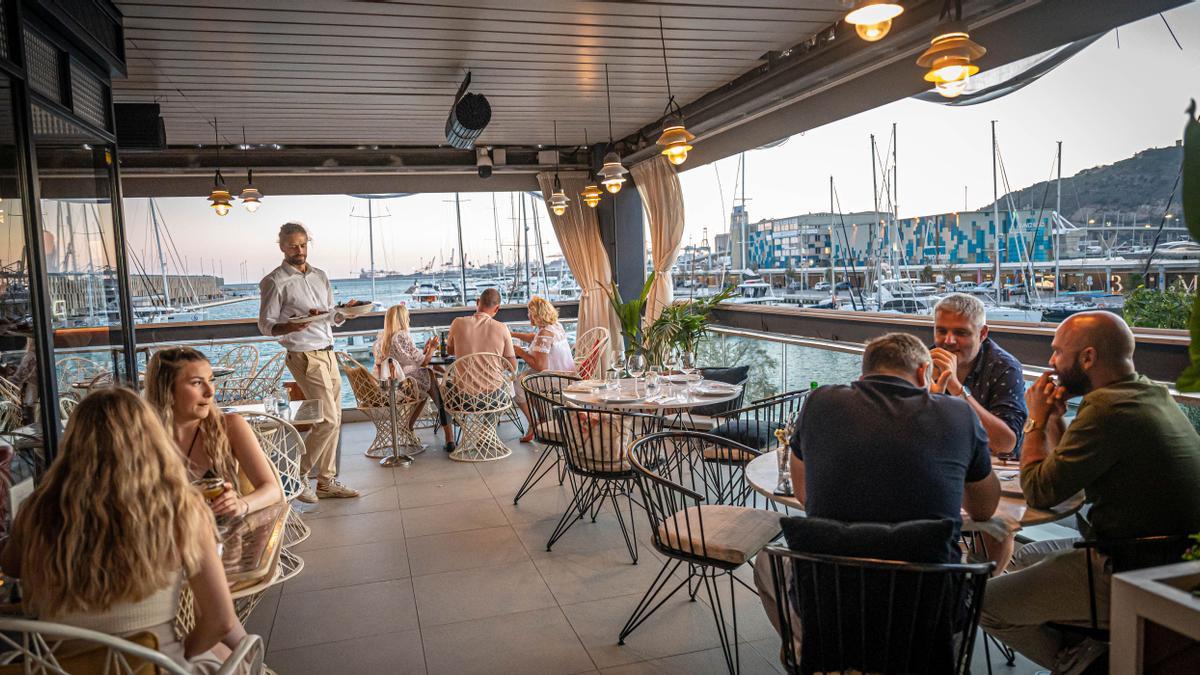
[810, 381, 819, 390]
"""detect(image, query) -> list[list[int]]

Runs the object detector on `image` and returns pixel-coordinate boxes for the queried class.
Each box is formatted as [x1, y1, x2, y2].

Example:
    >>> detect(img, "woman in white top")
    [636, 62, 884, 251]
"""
[512, 296, 576, 442]
[374, 304, 455, 450]
[1, 388, 243, 672]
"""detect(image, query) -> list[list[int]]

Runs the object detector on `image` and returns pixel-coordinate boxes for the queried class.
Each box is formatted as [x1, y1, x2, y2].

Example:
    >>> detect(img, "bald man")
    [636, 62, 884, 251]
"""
[980, 312, 1200, 669]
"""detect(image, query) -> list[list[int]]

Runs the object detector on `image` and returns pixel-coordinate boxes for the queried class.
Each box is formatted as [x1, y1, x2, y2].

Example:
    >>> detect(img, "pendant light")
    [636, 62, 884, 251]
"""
[548, 121, 570, 216]
[580, 129, 603, 208]
[207, 118, 233, 216]
[916, 0, 986, 98]
[844, 1, 904, 42]
[238, 126, 263, 213]
[654, 16, 694, 166]
[596, 63, 628, 194]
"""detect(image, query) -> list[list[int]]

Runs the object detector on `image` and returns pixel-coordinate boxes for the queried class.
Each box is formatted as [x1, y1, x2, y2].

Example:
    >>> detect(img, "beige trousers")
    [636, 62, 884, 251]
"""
[285, 349, 342, 482]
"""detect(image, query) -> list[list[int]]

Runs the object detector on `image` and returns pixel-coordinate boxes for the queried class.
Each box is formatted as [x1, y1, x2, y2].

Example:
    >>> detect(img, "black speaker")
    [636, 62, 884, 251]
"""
[115, 103, 167, 149]
[444, 72, 490, 150]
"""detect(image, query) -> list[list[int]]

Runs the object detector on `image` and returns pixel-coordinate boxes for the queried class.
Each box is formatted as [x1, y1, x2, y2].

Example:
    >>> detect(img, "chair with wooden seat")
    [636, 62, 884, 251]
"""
[336, 351, 425, 458]
[0, 617, 264, 674]
[512, 372, 580, 505]
[547, 406, 662, 562]
[442, 353, 516, 462]
[621, 430, 778, 673]
[572, 326, 610, 380]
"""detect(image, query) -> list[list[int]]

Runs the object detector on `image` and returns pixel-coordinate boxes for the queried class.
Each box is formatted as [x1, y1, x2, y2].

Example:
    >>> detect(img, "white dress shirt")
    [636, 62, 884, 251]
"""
[258, 263, 344, 352]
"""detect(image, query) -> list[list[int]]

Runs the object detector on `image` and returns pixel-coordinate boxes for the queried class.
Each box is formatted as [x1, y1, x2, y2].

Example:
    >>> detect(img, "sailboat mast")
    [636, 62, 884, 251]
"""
[455, 192, 467, 305]
[368, 198, 377, 303]
[521, 194, 530, 301]
[871, 134, 881, 309]
[150, 198, 171, 309]
[492, 193, 503, 292]
[1055, 140, 1062, 298]
[530, 197, 549, 298]
[991, 120, 1002, 304]
[829, 176, 836, 306]
[739, 152, 747, 272]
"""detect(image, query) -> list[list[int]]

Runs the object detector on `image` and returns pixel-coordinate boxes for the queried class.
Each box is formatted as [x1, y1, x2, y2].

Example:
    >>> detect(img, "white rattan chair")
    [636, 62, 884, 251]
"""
[57, 397, 78, 422]
[0, 400, 21, 433]
[213, 344, 260, 380]
[572, 326, 610, 380]
[54, 356, 105, 400]
[219, 351, 285, 405]
[0, 617, 264, 675]
[336, 352, 426, 458]
[237, 411, 309, 548]
[442, 353, 515, 462]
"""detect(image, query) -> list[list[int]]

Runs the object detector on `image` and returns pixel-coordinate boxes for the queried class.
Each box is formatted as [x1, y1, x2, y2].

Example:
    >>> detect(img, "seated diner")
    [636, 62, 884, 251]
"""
[374, 303, 455, 451]
[511, 296, 576, 442]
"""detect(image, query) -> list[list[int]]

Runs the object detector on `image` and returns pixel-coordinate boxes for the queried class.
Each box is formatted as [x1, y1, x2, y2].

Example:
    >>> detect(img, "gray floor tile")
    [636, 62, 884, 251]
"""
[562, 592, 726, 669]
[421, 608, 594, 675]
[394, 454, 484, 484]
[600, 645, 779, 675]
[243, 590, 280, 652]
[266, 629, 426, 675]
[413, 560, 557, 627]
[304, 484, 400, 520]
[269, 579, 418, 652]
[532, 547, 675, 607]
[283, 539, 411, 594]
[401, 497, 509, 538]
[396, 476, 494, 509]
[405, 525, 531, 576]
[292, 509, 405, 552]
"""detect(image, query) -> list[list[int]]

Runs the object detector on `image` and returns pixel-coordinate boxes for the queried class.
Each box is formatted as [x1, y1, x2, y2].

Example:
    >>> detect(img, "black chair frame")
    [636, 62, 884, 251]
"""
[622, 431, 766, 674]
[545, 405, 662, 563]
[512, 372, 580, 505]
[763, 545, 993, 675]
[709, 389, 810, 507]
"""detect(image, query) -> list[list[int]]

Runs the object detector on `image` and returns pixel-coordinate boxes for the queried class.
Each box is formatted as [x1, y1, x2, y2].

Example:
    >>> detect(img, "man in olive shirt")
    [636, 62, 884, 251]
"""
[981, 312, 1200, 668]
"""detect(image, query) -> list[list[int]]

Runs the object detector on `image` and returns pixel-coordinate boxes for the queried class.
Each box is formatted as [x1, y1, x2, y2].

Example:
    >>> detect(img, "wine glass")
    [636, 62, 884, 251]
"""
[627, 353, 647, 394]
[661, 348, 678, 375]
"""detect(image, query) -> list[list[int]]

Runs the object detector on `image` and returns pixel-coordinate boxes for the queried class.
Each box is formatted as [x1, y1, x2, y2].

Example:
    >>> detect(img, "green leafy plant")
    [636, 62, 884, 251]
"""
[1123, 281, 1195, 330]
[643, 285, 737, 363]
[1177, 100, 1200, 391]
[604, 271, 656, 356]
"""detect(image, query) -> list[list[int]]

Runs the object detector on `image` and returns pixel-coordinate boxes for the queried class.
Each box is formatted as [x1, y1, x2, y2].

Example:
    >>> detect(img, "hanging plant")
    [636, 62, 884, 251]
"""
[1176, 100, 1200, 391]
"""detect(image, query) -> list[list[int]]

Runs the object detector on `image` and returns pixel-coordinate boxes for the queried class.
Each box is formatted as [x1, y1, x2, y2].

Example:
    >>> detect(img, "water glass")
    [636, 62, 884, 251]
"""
[276, 384, 291, 412]
[775, 444, 793, 496]
[645, 369, 660, 396]
[680, 350, 697, 378]
[627, 353, 646, 389]
[263, 395, 278, 414]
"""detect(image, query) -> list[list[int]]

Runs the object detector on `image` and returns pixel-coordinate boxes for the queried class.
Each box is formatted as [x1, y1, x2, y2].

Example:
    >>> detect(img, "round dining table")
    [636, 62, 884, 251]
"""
[744, 452, 1085, 531]
[560, 376, 742, 412]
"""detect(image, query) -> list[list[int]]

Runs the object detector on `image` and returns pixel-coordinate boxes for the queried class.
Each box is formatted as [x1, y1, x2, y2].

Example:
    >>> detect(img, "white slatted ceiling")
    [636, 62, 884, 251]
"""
[112, 0, 844, 146]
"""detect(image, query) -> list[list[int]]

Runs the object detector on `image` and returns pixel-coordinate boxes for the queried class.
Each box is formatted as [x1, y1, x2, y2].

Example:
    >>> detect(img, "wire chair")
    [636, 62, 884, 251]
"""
[762, 545, 993, 675]
[54, 356, 105, 401]
[237, 411, 309, 548]
[219, 351, 285, 405]
[213, 344, 260, 380]
[442, 353, 516, 462]
[572, 326, 610, 380]
[0, 400, 21, 433]
[0, 376, 20, 406]
[547, 406, 661, 562]
[0, 618, 264, 675]
[337, 351, 426, 458]
[58, 396, 79, 423]
[512, 372, 580, 504]
[621, 431, 779, 673]
[707, 389, 810, 507]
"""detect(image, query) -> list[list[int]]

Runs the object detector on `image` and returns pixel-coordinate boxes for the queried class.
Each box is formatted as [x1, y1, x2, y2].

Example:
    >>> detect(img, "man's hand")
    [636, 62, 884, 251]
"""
[1025, 372, 1067, 425]
[929, 347, 963, 396]
[273, 321, 307, 336]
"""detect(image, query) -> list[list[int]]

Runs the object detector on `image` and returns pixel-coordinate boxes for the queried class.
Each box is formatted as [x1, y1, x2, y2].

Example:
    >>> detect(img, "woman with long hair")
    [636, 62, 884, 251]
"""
[511, 296, 575, 442]
[145, 347, 281, 518]
[0, 388, 243, 669]
[374, 304, 455, 450]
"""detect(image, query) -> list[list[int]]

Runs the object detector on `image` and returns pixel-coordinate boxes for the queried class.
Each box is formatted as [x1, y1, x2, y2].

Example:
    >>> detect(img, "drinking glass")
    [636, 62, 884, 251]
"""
[627, 353, 647, 394]
[680, 350, 697, 377]
[774, 443, 793, 496]
[263, 395, 278, 414]
[276, 384, 291, 413]
[661, 349, 678, 375]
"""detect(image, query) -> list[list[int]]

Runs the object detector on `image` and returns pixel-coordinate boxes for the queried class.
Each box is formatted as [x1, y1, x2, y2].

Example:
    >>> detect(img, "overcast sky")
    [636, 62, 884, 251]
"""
[132, 3, 1199, 281]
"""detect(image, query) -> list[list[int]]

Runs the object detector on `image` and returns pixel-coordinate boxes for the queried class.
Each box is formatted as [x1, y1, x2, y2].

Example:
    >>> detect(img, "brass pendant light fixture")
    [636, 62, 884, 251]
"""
[654, 16, 693, 166]
[844, 1, 904, 42]
[207, 118, 233, 216]
[579, 129, 603, 208]
[548, 121, 570, 216]
[916, 0, 986, 98]
[596, 63, 628, 194]
[238, 126, 263, 213]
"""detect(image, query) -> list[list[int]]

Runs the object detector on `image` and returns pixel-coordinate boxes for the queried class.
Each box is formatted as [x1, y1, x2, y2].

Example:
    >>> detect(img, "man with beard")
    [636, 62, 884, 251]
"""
[258, 222, 359, 503]
[980, 311, 1200, 670]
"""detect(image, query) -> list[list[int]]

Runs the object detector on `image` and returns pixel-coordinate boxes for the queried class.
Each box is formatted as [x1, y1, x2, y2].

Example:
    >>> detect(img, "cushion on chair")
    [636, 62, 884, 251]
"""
[533, 420, 564, 445]
[780, 516, 957, 564]
[0, 630, 161, 675]
[666, 414, 717, 431]
[692, 366, 750, 417]
[563, 411, 635, 473]
[701, 445, 758, 463]
[656, 505, 782, 565]
[710, 419, 774, 451]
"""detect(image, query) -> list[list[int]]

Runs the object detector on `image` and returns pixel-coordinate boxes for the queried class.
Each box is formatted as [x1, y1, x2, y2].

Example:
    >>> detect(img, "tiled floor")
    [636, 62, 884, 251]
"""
[246, 421, 1044, 674]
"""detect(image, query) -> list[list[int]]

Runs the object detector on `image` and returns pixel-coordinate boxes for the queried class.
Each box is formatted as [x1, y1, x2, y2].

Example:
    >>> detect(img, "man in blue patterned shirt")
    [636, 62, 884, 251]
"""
[929, 292, 1029, 571]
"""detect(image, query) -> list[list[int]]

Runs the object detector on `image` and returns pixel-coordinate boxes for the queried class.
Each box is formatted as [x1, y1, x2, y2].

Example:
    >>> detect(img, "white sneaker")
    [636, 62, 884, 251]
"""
[296, 478, 318, 504]
[316, 477, 360, 499]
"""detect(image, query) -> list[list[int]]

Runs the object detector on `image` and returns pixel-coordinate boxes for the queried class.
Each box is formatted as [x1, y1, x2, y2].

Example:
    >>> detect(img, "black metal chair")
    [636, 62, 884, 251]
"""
[512, 372, 580, 505]
[546, 406, 662, 562]
[622, 431, 781, 674]
[762, 545, 993, 675]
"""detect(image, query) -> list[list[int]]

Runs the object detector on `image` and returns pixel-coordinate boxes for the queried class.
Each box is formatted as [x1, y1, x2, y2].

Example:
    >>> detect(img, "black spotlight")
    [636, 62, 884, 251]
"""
[445, 72, 491, 150]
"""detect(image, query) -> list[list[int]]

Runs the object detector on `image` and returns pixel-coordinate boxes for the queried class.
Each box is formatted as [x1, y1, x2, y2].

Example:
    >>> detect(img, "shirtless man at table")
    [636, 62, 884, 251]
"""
[980, 311, 1200, 671]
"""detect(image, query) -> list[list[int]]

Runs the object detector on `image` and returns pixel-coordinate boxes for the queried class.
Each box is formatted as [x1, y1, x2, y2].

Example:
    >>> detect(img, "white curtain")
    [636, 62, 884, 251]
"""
[631, 155, 685, 326]
[536, 172, 622, 365]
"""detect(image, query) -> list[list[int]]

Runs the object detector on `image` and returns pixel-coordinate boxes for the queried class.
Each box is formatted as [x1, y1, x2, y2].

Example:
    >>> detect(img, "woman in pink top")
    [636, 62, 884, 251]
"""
[512, 297, 576, 442]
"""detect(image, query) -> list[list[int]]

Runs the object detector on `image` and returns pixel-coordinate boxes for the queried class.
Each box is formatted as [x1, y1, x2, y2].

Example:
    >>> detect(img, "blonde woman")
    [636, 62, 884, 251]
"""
[374, 304, 455, 450]
[512, 296, 575, 442]
[146, 347, 281, 518]
[0, 388, 243, 670]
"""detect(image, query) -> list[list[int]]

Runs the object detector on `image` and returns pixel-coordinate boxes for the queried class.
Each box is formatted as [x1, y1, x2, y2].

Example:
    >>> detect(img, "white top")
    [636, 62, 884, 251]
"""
[531, 323, 575, 373]
[257, 263, 345, 352]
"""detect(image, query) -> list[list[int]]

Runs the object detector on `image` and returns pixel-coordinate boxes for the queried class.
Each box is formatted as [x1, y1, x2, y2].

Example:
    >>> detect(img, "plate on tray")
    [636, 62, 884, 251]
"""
[598, 392, 646, 404]
[695, 382, 739, 396]
[336, 302, 374, 317]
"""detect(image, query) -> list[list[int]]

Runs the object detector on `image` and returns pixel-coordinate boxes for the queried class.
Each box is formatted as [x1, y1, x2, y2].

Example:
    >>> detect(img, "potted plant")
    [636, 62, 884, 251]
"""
[604, 271, 656, 357]
[644, 285, 737, 365]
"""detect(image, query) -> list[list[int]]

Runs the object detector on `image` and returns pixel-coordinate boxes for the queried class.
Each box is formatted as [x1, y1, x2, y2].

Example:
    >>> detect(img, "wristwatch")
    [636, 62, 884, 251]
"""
[1023, 417, 1042, 434]
[959, 384, 972, 401]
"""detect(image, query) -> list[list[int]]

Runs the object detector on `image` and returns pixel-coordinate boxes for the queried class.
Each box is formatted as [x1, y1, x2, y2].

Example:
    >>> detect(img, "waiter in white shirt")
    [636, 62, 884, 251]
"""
[258, 222, 359, 503]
